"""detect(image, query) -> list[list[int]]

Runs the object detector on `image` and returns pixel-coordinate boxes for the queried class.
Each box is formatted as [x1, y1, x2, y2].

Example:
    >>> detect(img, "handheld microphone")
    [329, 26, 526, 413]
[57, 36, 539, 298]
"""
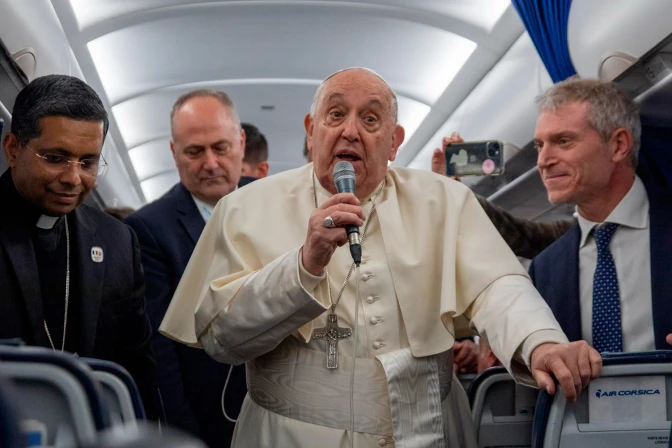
[333, 161, 362, 266]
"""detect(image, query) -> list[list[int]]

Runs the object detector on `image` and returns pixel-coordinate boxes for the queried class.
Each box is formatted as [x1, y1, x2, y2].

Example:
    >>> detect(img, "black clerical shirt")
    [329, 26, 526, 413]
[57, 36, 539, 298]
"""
[4, 174, 81, 353]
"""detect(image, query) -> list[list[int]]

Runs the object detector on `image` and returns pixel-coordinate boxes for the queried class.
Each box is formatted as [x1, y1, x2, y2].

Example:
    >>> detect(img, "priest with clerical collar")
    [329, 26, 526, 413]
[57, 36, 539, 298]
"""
[161, 68, 603, 447]
[0, 74, 158, 417]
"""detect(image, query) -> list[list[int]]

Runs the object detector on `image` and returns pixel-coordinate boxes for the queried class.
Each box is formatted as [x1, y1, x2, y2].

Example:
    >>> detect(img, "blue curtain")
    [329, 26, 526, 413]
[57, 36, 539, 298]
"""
[512, 0, 576, 83]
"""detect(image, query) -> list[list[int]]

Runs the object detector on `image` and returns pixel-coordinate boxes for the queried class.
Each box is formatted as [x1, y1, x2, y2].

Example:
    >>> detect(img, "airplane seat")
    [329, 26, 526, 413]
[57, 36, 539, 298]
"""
[468, 366, 538, 447]
[0, 345, 110, 447]
[458, 373, 478, 392]
[90, 425, 208, 448]
[532, 351, 672, 448]
[0, 376, 23, 448]
[82, 358, 146, 428]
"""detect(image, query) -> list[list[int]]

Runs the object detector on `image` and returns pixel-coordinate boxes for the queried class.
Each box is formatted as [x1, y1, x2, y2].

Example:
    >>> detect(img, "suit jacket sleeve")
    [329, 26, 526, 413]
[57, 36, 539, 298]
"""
[124, 214, 200, 433]
[114, 225, 159, 420]
[475, 194, 574, 259]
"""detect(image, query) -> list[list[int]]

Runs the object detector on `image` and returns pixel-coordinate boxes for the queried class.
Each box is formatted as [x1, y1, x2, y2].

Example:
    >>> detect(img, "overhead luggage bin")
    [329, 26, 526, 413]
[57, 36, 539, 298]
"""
[532, 351, 672, 448]
[469, 366, 538, 448]
[568, 0, 672, 80]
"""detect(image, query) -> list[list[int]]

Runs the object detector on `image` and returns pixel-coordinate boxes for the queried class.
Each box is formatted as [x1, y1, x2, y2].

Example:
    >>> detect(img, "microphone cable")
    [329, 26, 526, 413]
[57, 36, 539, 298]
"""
[221, 364, 239, 424]
[349, 264, 361, 448]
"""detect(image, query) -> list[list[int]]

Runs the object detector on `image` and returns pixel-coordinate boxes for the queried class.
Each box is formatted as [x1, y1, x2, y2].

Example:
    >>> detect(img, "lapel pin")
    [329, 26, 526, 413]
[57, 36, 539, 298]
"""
[91, 246, 104, 263]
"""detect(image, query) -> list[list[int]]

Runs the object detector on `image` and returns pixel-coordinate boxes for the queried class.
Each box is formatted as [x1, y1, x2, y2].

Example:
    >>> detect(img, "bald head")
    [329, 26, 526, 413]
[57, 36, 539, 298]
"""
[310, 68, 398, 124]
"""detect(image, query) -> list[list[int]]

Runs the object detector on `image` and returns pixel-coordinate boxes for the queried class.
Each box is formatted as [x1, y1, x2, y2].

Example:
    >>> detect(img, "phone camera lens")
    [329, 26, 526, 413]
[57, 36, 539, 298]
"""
[487, 143, 500, 158]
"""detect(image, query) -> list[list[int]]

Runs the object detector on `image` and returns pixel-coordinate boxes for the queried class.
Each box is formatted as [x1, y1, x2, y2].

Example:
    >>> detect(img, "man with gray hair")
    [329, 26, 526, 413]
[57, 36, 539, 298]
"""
[529, 77, 672, 353]
[160, 68, 601, 447]
[125, 89, 247, 447]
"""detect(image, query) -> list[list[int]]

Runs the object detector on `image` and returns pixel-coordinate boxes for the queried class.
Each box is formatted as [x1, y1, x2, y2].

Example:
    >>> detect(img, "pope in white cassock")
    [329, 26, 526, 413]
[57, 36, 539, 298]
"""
[160, 68, 602, 448]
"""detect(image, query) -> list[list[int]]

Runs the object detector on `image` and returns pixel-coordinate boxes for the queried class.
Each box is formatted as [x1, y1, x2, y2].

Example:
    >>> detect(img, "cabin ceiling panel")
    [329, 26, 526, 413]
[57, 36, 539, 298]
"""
[88, 10, 476, 106]
[70, 0, 510, 34]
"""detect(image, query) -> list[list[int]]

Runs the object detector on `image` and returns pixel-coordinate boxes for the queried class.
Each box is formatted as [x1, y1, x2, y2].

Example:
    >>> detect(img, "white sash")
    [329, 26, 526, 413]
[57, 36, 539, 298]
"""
[246, 339, 451, 445]
[377, 348, 449, 448]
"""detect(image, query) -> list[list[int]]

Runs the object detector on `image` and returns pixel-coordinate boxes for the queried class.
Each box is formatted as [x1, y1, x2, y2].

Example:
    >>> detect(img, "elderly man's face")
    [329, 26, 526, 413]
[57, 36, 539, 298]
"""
[171, 96, 245, 205]
[305, 70, 405, 198]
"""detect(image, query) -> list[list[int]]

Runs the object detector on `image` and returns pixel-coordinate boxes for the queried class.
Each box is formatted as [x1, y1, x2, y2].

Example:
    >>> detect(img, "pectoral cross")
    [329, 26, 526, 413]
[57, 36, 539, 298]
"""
[312, 313, 352, 369]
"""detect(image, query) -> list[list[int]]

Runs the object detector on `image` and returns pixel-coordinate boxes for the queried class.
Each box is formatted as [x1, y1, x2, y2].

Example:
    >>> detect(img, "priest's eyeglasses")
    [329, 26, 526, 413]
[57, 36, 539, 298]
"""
[27, 146, 108, 178]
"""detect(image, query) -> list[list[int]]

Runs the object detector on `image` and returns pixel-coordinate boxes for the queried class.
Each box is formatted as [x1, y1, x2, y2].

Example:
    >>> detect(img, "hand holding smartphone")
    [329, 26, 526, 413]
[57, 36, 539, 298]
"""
[445, 140, 504, 177]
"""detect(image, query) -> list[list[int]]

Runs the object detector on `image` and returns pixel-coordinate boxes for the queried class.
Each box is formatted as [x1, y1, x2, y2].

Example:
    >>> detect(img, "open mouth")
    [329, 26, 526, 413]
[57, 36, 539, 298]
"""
[335, 151, 361, 163]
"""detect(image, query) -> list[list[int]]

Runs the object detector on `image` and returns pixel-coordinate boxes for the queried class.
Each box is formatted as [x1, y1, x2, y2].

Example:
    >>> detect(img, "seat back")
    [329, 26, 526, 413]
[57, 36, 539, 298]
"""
[533, 351, 672, 448]
[0, 376, 22, 448]
[458, 373, 478, 392]
[83, 358, 146, 428]
[0, 345, 110, 446]
[469, 366, 538, 447]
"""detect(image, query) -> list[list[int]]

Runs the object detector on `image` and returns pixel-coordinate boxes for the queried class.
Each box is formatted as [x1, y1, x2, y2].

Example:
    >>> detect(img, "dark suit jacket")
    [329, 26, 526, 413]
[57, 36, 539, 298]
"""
[0, 170, 157, 416]
[124, 183, 246, 448]
[529, 183, 672, 350]
[475, 194, 574, 259]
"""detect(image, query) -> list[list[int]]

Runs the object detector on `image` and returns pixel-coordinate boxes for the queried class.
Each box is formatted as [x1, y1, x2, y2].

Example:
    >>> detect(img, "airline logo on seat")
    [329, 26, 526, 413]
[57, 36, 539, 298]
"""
[595, 388, 661, 399]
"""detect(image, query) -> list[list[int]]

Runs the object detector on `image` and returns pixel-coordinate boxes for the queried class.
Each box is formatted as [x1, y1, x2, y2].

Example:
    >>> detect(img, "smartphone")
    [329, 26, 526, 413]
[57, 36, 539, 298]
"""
[445, 140, 504, 177]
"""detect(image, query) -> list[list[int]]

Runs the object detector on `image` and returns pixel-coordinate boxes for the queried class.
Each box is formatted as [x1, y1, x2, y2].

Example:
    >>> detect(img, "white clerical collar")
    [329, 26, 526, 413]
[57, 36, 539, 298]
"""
[191, 195, 215, 222]
[577, 175, 649, 248]
[36, 215, 60, 229]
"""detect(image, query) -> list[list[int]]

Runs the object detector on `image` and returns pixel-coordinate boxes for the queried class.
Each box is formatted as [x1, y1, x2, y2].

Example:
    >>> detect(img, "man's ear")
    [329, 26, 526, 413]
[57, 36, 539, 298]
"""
[170, 139, 177, 161]
[240, 128, 247, 158]
[256, 161, 270, 178]
[3, 133, 21, 168]
[388, 125, 405, 162]
[304, 113, 314, 159]
[610, 128, 633, 165]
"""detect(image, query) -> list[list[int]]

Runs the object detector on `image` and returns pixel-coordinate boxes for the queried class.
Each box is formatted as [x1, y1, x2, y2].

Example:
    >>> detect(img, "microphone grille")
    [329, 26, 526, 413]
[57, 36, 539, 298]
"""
[333, 161, 355, 183]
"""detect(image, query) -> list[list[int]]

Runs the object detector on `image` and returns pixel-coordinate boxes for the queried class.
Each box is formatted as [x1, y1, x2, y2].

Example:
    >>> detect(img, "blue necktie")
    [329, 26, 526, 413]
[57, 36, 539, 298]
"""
[591, 223, 623, 353]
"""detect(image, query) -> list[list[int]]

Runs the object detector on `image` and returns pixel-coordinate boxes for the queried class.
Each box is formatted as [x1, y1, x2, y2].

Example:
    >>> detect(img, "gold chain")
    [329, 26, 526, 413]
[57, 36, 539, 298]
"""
[43, 217, 70, 352]
[311, 171, 385, 311]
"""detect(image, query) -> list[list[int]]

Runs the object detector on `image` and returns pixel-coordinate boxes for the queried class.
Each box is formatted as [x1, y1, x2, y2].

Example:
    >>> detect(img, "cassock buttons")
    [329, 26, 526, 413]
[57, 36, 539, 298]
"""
[366, 296, 380, 304]
[361, 273, 375, 282]
[373, 341, 386, 350]
[369, 317, 384, 325]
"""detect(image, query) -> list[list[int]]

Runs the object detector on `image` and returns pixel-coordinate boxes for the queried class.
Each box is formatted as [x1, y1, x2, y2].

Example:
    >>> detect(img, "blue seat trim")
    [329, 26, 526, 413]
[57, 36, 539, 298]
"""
[0, 346, 110, 431]
[82, 358, 146, 420]
[531, 390, 552, 448]
[601, 350, 672, 365]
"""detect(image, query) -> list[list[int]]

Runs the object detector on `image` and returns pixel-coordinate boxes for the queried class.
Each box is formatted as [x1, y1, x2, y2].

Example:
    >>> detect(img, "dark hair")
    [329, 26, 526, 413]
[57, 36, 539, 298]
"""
[241, 122, 268, 165]
[11, 74, 109, 146]
[170, 89, 240, 134]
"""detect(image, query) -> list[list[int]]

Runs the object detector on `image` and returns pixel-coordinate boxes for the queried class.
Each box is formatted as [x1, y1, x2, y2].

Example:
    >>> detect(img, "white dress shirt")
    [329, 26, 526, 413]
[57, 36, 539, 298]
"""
[191, 195, 214, 223]
[577, 176, 654, 352]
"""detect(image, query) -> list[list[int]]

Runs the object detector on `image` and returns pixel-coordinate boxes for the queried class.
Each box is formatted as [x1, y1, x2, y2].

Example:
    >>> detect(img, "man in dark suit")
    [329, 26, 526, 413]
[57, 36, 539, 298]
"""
[239, 122, 269, 187]
[124, 90, 247, 447]
[529, 77, 672, 352]
[0, 75, 157, 415]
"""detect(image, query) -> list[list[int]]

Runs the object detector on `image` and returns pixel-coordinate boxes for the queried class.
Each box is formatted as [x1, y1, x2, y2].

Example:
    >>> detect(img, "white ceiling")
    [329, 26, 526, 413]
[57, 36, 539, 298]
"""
[49, 0, 525, 204]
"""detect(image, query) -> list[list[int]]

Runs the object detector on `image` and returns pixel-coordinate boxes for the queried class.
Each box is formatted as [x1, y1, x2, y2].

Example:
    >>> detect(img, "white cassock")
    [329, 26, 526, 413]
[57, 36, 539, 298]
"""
[160, 164, 568, 448]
